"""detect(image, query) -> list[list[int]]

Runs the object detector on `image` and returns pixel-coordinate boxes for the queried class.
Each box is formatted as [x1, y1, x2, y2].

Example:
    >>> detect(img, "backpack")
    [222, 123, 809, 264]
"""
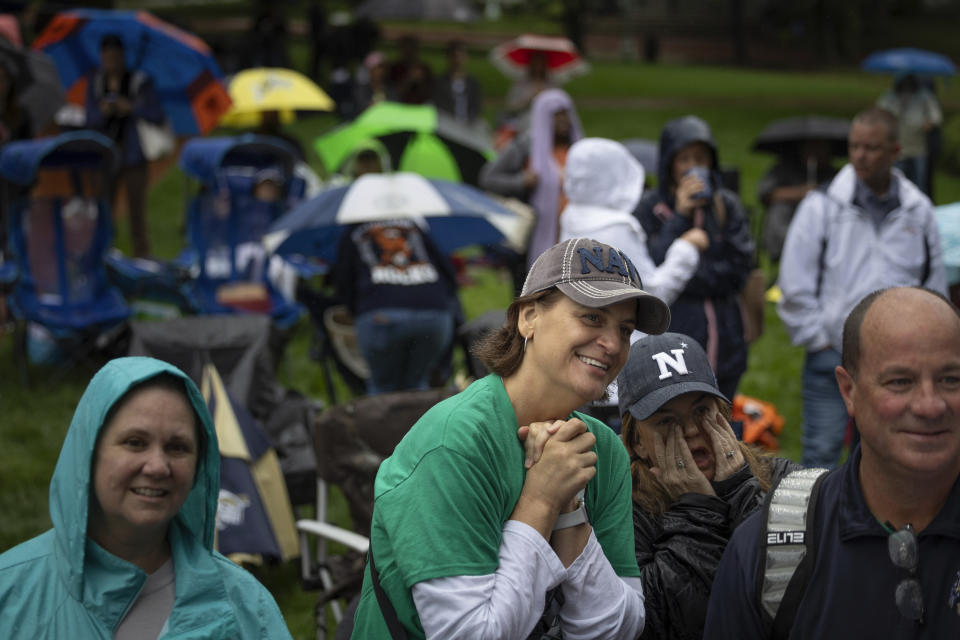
[756, 467, 831, 639]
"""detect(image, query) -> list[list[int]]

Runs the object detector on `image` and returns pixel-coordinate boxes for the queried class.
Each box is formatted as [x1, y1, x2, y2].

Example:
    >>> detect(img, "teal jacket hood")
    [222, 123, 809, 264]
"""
[0, 357, 294, 639]
[50, 356, 220, 602]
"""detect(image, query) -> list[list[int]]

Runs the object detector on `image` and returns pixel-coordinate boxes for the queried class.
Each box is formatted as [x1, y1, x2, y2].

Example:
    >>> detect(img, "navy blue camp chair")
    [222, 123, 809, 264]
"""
[175, 134, 307, 329]
[0, 131, 130, 383]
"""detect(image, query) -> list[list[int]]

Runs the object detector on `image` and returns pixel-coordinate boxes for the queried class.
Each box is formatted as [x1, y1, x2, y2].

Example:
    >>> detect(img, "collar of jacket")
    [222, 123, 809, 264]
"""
[826, 164, 929, 213]
[78, 520, 241, 636]
[838, 445, 960, 541]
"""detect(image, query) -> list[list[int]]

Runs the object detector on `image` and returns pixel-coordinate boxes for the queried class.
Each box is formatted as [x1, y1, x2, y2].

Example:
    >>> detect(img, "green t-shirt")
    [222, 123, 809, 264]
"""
[350, 375, 640, 639]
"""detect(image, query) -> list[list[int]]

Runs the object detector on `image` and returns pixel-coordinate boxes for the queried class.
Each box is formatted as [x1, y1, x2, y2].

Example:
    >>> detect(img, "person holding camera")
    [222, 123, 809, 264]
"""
[634, 115, 755, 400]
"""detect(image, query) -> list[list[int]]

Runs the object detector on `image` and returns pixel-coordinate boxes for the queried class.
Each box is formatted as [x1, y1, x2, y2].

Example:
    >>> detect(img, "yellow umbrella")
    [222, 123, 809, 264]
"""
[220, 67, 335, 128]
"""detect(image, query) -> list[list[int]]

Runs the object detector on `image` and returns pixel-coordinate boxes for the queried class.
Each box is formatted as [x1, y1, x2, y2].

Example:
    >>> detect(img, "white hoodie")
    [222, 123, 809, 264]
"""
[559, 137, 699, 306]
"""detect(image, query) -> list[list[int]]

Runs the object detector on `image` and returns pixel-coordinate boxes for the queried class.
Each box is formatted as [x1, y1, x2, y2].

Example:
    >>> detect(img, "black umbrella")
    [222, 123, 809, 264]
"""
[0, 38, 65, 135]
[752, 116, 850, 158]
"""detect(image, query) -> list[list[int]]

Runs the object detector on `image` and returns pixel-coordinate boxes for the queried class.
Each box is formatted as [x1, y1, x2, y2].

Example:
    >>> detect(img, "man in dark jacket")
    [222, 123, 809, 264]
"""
[634, 115, 755, 399]
[704, 286, 960, 639]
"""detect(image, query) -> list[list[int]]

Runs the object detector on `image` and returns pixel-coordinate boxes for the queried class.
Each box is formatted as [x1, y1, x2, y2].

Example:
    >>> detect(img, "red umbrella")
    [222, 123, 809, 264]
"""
[490, 34, 589, 82]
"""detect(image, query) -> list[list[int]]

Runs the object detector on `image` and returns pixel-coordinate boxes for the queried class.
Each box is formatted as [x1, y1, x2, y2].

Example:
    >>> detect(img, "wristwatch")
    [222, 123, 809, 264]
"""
[553, 490, 588, 530]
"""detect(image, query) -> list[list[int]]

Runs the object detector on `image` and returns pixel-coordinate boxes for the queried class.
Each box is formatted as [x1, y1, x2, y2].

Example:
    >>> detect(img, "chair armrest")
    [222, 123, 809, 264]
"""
[296, 519, 370, 554]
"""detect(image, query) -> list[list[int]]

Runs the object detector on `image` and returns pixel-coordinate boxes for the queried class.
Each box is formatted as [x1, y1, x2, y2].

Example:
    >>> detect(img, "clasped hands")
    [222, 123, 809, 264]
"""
[518, 410, 745, 504]
[516, 418, 596, 516]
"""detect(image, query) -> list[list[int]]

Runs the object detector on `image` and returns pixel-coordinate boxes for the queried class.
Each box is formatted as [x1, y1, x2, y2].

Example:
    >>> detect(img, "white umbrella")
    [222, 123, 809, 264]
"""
[264, 172, 534, 262]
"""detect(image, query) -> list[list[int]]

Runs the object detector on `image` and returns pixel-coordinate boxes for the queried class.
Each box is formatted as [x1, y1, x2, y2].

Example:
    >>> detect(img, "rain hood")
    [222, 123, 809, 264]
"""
[564, 137, 645, 213]
[656, 115, 720, 199]
[0, 356, 293, 638]
[49, 357, 220, 602]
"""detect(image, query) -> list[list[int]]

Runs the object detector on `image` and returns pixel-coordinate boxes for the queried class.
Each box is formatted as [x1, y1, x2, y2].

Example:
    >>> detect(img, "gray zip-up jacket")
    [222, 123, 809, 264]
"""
[777, 163, 946, 352]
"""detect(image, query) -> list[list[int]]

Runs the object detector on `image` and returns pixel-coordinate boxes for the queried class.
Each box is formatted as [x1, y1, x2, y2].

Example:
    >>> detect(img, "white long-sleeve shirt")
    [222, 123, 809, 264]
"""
[413, 520, 645, 639]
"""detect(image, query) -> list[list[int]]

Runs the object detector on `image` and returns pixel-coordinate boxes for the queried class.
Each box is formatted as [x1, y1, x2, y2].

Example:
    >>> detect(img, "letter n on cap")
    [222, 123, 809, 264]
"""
[651, 349, 689, 380]
[578, 246, 605, 274]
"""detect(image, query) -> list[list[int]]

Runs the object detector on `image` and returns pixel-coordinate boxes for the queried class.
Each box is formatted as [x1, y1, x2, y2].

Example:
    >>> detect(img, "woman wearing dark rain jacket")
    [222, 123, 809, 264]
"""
[616, 333, 799, 640]
[634, 116, 755, 399]
[0, 357, 292, 639]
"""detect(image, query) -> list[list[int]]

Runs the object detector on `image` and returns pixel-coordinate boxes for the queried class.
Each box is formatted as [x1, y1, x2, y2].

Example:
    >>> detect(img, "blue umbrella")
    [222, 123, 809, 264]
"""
[263, 172, 534, 263]
[861, 48, 957, 77]
[32, 9, 232, 135]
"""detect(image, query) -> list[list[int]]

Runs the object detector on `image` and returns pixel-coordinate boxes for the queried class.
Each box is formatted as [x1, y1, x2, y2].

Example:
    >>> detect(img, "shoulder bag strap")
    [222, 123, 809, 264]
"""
[368, 547, 410, 640]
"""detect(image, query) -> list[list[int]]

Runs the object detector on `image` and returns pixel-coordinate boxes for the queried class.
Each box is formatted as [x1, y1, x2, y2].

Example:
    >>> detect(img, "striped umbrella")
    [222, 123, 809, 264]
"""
[264, 172, 533, 262]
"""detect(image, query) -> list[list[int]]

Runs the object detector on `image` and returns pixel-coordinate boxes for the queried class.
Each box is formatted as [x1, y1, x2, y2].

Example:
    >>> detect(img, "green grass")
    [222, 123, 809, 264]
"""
[5, 53, 960, 638]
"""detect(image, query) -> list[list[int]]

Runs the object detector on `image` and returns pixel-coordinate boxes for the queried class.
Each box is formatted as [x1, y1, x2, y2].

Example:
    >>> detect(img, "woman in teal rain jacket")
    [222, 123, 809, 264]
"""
[0, 357, 293, 639]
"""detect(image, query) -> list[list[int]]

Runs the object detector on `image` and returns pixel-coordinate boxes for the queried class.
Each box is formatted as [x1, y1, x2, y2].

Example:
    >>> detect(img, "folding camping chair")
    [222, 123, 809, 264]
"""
[296, 387, 456, 639]
[295, 291, 369, 404]
[128, 314, 321, 561]
[176, 134, 308, 329]
[0, 131, 130, 385]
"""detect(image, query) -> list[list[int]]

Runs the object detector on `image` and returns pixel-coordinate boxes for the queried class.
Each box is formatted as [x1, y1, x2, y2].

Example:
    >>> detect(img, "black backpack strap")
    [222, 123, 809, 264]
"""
[770, 470, 829, 639]
[368, 547, 409, 640]
[921, 231, 931, 285]
[813, 190, 831, 299]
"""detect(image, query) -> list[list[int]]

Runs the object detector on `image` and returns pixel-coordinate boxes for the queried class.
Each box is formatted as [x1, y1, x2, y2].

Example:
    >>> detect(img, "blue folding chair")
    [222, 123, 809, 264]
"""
[0, 131, 130, 383]
[176, 134, 307, 329]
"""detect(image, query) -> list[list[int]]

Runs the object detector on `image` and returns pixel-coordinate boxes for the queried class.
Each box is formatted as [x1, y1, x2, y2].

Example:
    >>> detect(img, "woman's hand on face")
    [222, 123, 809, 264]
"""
[649, 425, 714, 498]
[518, 420, 564, 469]
[702, 410, 745, 481]
[675, 173, 709, 217]
[520, 418, 597, 514]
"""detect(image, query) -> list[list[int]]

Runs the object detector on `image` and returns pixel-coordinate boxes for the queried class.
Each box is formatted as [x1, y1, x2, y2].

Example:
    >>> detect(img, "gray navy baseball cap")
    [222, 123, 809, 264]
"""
[617, 332, 729, 420]
[521, 238, 671, 335]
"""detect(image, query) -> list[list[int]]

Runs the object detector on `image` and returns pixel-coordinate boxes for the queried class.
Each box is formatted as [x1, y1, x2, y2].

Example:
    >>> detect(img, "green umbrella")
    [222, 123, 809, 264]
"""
[314, 101, 494, 185]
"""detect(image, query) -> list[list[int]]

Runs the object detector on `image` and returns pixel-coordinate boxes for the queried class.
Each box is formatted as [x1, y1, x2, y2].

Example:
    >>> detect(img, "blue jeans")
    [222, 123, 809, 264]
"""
[801, 347, 850, 468]
[355, 308, 455, 395]
[897, 156, 929, 195]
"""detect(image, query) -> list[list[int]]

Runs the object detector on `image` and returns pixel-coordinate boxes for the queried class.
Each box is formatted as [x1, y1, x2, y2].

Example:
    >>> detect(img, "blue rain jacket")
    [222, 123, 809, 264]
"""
[0, 357, 293, 639]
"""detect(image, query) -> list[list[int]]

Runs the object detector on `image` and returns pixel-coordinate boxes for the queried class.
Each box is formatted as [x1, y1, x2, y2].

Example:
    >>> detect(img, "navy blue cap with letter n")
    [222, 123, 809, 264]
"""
[617, 332, 729, 420]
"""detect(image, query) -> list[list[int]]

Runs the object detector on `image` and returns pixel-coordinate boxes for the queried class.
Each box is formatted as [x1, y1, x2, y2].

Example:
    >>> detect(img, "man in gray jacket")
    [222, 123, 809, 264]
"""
[777, 106, 947, 468]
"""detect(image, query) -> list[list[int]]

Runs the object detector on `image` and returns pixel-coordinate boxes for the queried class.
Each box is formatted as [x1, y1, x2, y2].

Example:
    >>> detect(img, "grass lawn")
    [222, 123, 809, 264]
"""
[3, 54, 960, 639]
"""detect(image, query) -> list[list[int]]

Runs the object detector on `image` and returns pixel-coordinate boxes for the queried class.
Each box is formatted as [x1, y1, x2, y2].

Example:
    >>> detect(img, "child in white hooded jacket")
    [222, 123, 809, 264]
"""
[559, 137, 707, 306]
